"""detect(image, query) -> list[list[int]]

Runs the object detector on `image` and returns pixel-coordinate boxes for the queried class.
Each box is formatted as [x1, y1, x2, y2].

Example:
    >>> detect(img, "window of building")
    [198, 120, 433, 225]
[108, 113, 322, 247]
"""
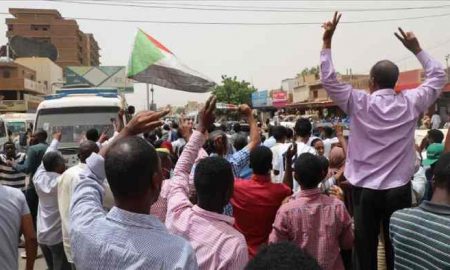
[30, 24, 50, 31]
[313, 90, 318, 99]
[3, 70, 10, 78]
[7, 24, 13, 31]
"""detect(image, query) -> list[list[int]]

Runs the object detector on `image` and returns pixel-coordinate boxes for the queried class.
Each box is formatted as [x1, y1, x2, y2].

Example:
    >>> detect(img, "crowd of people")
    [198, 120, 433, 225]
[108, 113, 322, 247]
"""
[1, 12, 450, 270]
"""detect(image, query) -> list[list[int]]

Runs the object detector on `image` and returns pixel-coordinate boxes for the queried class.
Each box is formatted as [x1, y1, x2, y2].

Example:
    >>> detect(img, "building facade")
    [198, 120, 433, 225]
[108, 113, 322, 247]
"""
[15, 57, 63, 94]
[6, 8, 100, 68]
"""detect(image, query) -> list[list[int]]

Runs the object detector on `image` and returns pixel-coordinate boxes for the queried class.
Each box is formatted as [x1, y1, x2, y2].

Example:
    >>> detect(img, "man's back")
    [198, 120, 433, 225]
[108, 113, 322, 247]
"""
[0, 185, 30, 270]
[231, 175, 291, 257]
[321, 49, 447, 189]
[390, 201, 450, 269]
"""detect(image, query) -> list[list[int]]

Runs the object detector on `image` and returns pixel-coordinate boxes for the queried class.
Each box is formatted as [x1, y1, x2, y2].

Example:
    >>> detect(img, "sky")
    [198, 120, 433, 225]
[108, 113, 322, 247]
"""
[0, 0, 449, 111]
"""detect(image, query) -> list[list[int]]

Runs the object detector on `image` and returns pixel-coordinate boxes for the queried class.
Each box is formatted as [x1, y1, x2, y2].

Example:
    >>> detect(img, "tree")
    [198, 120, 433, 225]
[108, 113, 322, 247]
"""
[212, 75, 257, 105]
[298, 66, 320, 81]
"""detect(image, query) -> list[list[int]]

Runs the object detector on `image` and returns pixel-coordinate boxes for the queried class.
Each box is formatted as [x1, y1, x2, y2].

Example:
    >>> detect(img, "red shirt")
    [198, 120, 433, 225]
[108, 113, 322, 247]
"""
[231, 174, 292, 257]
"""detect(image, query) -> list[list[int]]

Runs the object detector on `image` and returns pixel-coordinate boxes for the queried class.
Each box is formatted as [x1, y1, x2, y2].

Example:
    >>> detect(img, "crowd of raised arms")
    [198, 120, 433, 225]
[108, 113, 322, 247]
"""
[1, 12, 449, 270]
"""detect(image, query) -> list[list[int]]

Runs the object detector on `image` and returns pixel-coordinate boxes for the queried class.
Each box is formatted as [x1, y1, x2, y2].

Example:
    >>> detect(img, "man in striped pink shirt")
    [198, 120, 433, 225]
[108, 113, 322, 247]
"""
[166, 96, 248, 270]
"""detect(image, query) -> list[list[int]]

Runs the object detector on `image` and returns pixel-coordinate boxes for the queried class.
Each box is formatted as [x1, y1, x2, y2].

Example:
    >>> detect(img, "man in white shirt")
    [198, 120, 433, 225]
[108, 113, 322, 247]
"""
[57, 140, 99, 268]
[270, 126, 287, 183]
[33, 132, 70, 270]
[431, 111, 442, 129]
[322, 126, 339, 158]
[278, 118, 317, 192]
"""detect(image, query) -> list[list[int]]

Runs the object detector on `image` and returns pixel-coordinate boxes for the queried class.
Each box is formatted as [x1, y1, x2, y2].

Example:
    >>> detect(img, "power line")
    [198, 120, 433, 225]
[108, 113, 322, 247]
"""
[1, 10, 450, 25]
[50, 0, 450, 13]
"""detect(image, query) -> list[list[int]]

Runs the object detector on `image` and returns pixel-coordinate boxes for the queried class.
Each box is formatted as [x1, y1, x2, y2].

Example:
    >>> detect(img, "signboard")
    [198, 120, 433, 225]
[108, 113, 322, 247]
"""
[272, 90, 288, 108]
[251, 90, 268, 108]
[64, 66, 134, 93]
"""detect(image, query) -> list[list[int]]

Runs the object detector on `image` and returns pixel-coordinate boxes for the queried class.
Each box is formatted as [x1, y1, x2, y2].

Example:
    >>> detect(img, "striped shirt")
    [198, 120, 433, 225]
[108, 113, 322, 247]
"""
[0, 153, 26, 190]
[166, 130, 249, 270]
[390, 201, 450, 270]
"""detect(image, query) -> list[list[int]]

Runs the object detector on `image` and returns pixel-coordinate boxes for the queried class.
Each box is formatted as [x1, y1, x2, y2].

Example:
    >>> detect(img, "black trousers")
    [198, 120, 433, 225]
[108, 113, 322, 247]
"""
[24, 185, 39, 229]
[40, 242, 71, 270]
[352, 182, 411, 270]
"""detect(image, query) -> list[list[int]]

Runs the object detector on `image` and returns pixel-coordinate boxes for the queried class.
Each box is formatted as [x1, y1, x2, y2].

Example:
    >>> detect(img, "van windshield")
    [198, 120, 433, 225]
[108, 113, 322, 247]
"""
[35, 107, 119, 148]
[6, 121, 26, 136]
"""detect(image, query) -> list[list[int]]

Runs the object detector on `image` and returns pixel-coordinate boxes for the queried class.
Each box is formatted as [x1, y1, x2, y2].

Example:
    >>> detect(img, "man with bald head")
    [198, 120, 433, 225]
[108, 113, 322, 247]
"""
[57, 140, 99, 268]
[320, 12, 447, 270]
[70, 110, 198, 269]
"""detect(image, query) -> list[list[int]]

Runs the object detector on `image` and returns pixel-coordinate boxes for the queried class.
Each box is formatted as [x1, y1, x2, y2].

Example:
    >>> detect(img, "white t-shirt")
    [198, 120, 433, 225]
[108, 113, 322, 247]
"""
[271, 143, 286, 183]
[323, 137, 339, 158]
[431, 114, 441, 129]
[0, 185, 30, 270]
[275, 141, 317, 191]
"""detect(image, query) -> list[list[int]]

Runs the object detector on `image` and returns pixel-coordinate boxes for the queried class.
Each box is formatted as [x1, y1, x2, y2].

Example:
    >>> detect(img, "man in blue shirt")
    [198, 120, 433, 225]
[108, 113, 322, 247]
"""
[70, 109, 198, 270]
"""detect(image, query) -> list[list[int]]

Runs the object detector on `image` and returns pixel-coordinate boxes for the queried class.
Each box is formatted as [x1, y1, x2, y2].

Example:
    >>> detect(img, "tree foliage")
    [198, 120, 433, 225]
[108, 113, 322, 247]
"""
[212, 75, 257, 105]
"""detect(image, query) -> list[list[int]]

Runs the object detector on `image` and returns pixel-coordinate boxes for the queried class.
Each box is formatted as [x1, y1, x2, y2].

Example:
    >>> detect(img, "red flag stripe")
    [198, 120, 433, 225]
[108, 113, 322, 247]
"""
[143, 31, 173, 55]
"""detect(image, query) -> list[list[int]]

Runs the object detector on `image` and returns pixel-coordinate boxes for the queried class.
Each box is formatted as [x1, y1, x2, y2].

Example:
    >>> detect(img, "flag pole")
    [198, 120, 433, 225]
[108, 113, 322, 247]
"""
[151, 85, 154, 110]
[146, 83, 150, 110]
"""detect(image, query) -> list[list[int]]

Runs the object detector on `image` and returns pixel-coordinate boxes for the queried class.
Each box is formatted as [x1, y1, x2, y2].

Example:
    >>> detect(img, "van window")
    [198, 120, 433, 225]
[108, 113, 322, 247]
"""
[0, 121, 6, 138]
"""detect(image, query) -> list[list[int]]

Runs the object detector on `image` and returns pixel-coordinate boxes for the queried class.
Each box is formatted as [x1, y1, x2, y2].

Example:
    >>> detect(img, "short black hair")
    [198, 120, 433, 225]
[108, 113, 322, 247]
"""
[428, 129, 445, 144]
[250, 146, 273, 175]
[370, 60, 399, 89]
[34, 129, 48, 143]
[42, 151, 65, 172]
[294, 153, 323, 189]
[233, 135, 248, 152]
[272, 126, 287, 142]
[3, 141, 15, 148]
[245, 242, 321, 270]
[285, 128, 294, 140]
[194, 157, 234, 209]
[78, 141, 99, 163]
[318, 155, 330, 180]
[294, 118, 312, 138]
[433, 152, 450, 192]
[86, 128, 99, 142]
[233, 123, 241, 133]
[163, 124, 170, 131]
[323, 126, 333, 138]
[310, 138, 323, 147]
[105, 137, 159, 199]
[171, 122, 179, 129]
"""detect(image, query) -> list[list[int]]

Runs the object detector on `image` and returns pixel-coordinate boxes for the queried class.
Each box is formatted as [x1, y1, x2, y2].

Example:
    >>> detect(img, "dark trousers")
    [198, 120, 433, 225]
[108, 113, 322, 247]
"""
[40, 242, 71, 270]
[24, 185, 39, 229]
[352, 182, 411, 270]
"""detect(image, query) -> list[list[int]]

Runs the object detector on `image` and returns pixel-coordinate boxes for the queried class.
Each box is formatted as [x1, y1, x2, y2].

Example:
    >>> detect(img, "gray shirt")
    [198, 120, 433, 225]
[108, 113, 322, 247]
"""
[0, 184, 30, 270]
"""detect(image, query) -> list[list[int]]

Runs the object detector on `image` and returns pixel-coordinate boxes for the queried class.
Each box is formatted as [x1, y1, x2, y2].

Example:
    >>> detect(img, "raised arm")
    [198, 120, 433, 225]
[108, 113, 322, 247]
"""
[166, 96, 216, 215]
[282, 142, 297, 190]
[320, 12, 358, 114]
[33, 133, 61, 188]
[445, 126, 450, 153]
[241, 104, 260, 151]
[335, 124, 347, 157]
[395, 28, 447, 114]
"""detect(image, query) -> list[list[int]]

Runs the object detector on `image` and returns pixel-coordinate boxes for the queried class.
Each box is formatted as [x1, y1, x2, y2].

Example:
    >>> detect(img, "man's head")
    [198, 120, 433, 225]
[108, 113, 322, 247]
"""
[250, 146, 272, 175]
[3, 141, 16, 159]
[432, 152, 450, 193]
[245, 242, 321, 270]
[78, 141, 99, 163]
[428, 129, 445, 144]
[194, 156, 234, 213]
[294, 153, 323, 189]
[294, 118, 312, 139]
[423, 143, 445, 167]
[105, 136, 162, 207]
[33, 129, 48, 144]
[285, 128, 294, 141]
[272, 126, 287, 143]
[323, 126, 333, 138]
[157, 149, 173, 180]
[86, 128, 100, 142]
[233, 134, 248, 152]
[43, 151, 66, 174]
[369, 60, 399, 92]
[311, 138, 325, 156]
[208, 130, 228, 156]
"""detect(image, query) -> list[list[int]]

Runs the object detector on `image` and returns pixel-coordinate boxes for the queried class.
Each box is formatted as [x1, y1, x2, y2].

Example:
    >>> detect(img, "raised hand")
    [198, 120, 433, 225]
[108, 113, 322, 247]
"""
[335, 124, 344, 137]
[178, 115, 193, 141]
[394, 27, 422, 55]
[197, 95, 217, 133]
[285, 142, 298, 162]
[53, 130, 62, 142]
[124, 109, 170, 136]
[238, 104, 252, 118]
[98, 128, 110, 144]
[322, 11, 342, 48]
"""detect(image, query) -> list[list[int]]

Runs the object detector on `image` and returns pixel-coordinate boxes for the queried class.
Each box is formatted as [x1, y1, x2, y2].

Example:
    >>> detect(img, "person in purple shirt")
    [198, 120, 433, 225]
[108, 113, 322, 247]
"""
[320, 12, 447, 270]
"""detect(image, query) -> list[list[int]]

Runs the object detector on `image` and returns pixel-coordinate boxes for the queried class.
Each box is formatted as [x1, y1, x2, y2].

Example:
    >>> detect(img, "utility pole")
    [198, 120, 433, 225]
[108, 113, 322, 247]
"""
[150, 84, 154, 110]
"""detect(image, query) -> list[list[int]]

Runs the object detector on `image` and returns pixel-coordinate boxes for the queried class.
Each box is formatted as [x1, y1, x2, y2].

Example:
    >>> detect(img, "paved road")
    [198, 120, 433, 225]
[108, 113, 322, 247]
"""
[18, 247, 47, 270]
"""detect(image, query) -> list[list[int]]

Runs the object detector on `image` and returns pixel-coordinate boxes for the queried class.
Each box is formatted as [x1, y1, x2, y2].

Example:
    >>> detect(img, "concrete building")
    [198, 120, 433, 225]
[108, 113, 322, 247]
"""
[15, 57, 63, 94]
[5, 8, 100, 68]
[0, 60, 46, 112]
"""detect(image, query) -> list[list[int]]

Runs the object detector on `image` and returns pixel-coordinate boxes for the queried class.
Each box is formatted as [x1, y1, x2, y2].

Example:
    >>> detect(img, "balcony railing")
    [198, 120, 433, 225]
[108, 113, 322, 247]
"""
[0, 78, 48, 95]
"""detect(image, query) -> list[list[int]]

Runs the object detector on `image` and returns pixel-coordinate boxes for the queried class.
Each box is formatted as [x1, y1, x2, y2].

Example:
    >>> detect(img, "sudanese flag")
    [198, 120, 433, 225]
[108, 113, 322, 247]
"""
[127, 29, 215, 93]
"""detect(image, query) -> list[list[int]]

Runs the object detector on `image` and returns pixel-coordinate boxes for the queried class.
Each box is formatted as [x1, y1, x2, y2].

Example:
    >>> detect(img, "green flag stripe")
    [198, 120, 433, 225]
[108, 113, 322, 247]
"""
[127, 30, 165, 77]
